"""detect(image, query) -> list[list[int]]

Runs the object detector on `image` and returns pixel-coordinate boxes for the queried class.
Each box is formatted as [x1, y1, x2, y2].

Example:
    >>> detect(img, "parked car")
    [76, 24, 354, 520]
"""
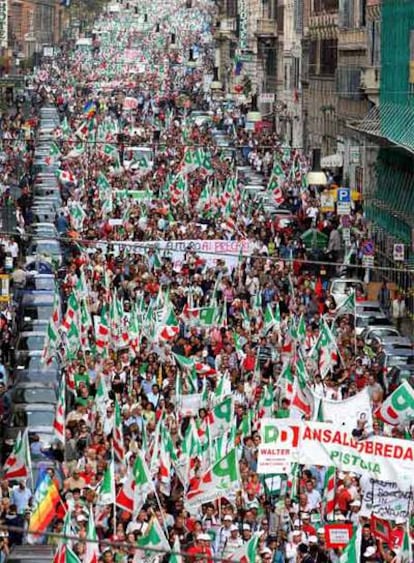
[12, 369, 60, 387]
[361, 326, 401, 346]
[355, 313, 393, 336]
[4, 403, 56, 449]
[6, 545, 55, 563]
[387, 365, 414, 394]
[25, 239, 63, 266]
[329, 278, 365, 307]
[378, 345, 414, 375]
[10, 383, 57, 405]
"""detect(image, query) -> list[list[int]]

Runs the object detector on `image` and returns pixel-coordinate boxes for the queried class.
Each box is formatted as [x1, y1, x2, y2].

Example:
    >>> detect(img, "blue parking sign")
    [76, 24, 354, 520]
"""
[337, 188, 350, 203]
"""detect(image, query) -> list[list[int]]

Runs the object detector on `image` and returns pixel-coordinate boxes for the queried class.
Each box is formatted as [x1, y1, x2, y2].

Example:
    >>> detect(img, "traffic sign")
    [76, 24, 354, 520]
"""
[393, 243, 405, 261]
[337, 202, 351, 215]
[362, 240, 375, 256]
[337, 187, 350, 203]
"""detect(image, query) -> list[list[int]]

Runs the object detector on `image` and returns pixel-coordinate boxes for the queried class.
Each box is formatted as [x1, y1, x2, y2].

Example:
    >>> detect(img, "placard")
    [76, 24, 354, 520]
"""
[360, 478, 412, 521]
[324, 524, 353, 548]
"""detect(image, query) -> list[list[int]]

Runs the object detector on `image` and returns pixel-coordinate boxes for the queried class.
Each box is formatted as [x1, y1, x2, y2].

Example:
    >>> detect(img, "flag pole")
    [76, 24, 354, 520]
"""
[111, 446, 117, 537]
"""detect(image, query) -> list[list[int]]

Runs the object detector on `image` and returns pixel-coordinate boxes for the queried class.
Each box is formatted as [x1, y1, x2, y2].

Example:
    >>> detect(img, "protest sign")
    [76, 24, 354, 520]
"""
[179, 394, 203, 416]
[132, 239, 252, 270]
[375, 380, 414, 426]
[300, 422, 414, 490]
[258, 420, 414, 489]
[360, 477, 413, 521]
[324, 524, 353, 548]
[257, 419, 300, 474]
[320, 388, 373, 435]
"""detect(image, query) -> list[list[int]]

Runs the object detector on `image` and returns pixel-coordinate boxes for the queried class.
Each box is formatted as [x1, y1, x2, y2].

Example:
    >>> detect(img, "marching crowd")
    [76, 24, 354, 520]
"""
[0, 1, 412, 563]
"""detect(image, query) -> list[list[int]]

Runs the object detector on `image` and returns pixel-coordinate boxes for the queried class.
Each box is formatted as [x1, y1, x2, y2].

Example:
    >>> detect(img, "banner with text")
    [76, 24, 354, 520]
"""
[360, 478, 413, 521]
[257, 420, 414, 489]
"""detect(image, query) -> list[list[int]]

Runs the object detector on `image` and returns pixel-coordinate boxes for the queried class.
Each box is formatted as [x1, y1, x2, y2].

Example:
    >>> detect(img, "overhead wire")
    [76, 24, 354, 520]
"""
[1, 227, 413, 276]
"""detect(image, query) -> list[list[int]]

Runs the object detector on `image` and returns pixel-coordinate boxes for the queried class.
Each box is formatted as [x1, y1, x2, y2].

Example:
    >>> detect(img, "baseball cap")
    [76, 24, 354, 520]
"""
[350, 500, 361, 507]
[230, 524, 239, 532]
[223, 515, 233, 521]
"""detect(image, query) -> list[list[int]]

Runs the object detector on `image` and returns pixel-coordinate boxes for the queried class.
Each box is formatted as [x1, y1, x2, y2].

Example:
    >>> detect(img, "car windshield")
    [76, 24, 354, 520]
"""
[21, 306, 53, 321]
[16, 336, 45, 351]
[12, 410, 55, 427]
[30, 243, 60, 255]
[13, 388, 56, 403]
[388, 355, 414, 367]
[371, 329, 399, 337]
[25, 277, 55, 291]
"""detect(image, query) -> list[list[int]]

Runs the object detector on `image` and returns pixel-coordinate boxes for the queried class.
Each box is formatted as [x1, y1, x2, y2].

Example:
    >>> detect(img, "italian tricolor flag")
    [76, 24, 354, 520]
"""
[3, 429, 31, 480]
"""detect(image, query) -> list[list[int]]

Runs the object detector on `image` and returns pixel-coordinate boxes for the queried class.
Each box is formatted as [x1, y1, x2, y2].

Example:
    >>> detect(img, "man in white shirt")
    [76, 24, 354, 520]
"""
[304, 480, 321, 511]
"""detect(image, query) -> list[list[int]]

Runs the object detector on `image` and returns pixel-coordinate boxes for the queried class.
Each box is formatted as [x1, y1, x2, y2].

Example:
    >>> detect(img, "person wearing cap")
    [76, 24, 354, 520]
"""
[361, 523, 376, 563]
[347, 499, 361, 524]
[363, 545, 379, 562]
[286, 529, 306, 563]
[215, 514, 233, 556]
[260, 546, 273, 562]
[300, 512, 316, 537]
[242, 523, 253, 543]
[222, 524, 243, 559]
[288, 519, 306, 543]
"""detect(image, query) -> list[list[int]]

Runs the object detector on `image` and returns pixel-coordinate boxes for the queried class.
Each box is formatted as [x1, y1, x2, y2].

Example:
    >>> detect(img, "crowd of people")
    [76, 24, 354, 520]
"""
[0, 1, 412, 562]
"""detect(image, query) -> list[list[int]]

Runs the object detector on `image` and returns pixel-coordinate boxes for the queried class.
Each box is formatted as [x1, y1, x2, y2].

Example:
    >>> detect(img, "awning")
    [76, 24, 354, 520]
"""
[321, 153, 343, 168]
[348, 103, 414, 155]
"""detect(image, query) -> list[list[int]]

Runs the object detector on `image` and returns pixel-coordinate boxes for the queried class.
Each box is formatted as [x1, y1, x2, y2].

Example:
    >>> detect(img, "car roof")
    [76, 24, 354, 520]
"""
[17, 331, 48, 337]
[12, 382, 55, 389]
[11, 402, 56, 411]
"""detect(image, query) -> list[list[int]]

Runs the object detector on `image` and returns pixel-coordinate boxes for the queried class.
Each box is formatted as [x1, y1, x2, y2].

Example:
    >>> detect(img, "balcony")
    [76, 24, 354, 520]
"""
[213, 17, 237, 39]
[360, 66, 380, 96]
[255, 18, 277, 38]
[338, 28, 367, 51]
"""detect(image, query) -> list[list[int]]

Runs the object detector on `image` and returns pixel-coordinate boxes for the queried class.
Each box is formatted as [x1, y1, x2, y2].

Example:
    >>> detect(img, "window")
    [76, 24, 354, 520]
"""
[313, 0, 339, 14]
[309, 39, 318, 75]
[336, 67, 362, 99]
[227, 0, 237, 18]
[266, 49, 277, 78]
[368, 19, 381, 67]
[277, 5, 284, 34]
[292, 57, 300, 89]
[320, 38, 337, 75]
[294, 0, 303, 34]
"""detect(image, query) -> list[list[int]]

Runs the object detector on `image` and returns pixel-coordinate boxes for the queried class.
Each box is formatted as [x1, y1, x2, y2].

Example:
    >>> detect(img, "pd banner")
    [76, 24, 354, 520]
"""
[375, 380, 414, 426]
[257, 420, 414, 489]
[360, 477, 412, 521]
[257, 419, 300, 474]
[320, 388, 373, 436]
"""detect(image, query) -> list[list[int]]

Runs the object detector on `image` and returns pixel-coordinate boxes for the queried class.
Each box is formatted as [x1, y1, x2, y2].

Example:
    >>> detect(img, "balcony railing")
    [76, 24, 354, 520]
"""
[255, 18, 277, 37]
[338, 28, 367, 50]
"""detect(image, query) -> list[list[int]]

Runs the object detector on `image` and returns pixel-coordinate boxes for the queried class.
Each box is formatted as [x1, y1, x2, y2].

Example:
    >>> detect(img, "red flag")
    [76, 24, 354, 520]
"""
[371, 516, 391, 543]
[315, 277, 323, 298]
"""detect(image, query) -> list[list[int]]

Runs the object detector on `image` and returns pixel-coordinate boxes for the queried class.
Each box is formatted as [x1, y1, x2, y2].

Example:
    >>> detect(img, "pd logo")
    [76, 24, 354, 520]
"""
[262, 421, 300, 448]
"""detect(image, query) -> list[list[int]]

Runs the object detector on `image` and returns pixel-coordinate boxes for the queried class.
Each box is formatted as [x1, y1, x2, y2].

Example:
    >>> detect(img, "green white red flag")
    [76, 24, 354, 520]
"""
[185, 448, 240, 513]
[2, 429, 31, 481]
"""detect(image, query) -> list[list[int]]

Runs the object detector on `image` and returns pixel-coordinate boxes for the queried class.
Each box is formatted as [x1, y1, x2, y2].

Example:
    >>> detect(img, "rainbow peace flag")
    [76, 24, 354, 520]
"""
[28, 473, 61, 544]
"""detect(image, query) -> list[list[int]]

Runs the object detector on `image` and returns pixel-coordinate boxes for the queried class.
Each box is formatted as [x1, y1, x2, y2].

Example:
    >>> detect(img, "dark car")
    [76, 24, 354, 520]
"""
[10, 383, 57, 405]
[387, 365, 414, 394]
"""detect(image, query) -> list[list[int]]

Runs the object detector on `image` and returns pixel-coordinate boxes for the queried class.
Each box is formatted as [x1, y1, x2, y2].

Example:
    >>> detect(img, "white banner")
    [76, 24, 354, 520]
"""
[113, 239, 252, 270]
[320, 388, 373, 436]
[360, 478, 413, 521]
[257, 420, 414, 490]
[257, 419, 300, 474]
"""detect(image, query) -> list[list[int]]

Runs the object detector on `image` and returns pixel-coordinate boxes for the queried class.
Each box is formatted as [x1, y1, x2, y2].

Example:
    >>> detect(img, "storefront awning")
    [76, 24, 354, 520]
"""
[348, 103, 414, 155]
[321, 153, 343, 168]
